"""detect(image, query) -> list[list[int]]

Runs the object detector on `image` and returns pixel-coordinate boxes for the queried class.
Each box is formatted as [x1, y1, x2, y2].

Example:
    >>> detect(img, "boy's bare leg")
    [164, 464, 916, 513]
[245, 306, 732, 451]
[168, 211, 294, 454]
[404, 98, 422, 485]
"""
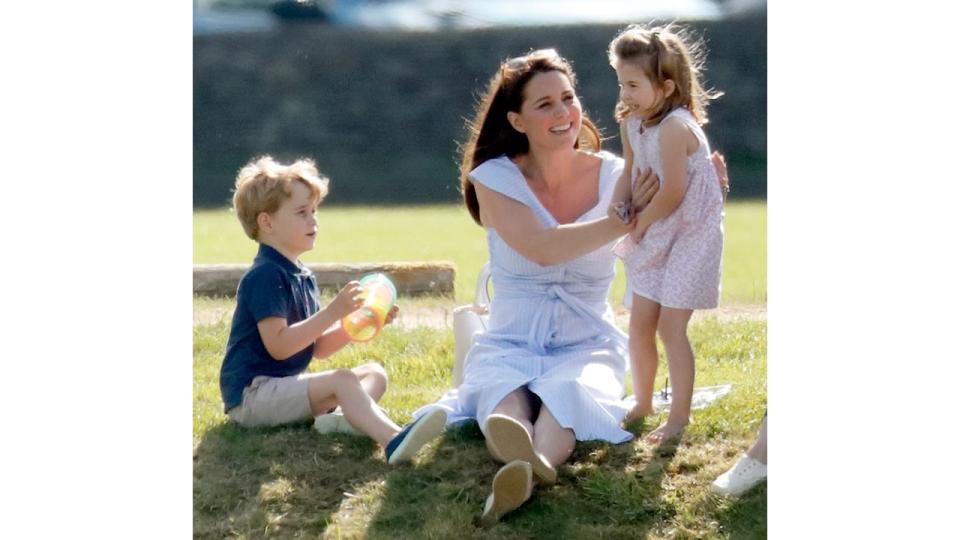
[626, 294, 661, 421]
[353, 362, 388, 402]
[532, 406, 575, 468]
[307, 369, 400, 446]
[647, 307, 695, 443]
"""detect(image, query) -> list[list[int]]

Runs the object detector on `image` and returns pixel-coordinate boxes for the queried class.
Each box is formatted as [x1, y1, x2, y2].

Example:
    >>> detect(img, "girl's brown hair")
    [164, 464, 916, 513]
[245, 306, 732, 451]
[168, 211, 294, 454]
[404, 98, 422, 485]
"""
[458, 49, 602, 226]
[608, 24, 722, 127]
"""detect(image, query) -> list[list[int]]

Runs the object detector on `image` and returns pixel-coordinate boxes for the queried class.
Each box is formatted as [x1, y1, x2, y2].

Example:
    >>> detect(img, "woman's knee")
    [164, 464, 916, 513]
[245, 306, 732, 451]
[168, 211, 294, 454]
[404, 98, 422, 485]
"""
[493, 387, 538, 418]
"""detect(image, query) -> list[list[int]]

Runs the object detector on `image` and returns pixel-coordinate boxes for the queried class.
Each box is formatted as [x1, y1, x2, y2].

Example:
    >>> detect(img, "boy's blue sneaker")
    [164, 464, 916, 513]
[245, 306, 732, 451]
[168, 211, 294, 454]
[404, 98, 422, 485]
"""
[385, 408, 447, 465]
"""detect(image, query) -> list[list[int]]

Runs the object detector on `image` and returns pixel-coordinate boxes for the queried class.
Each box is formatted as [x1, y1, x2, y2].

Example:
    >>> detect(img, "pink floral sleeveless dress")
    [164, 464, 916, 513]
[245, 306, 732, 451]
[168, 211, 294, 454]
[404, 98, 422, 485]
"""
[612, 107, 724, 309]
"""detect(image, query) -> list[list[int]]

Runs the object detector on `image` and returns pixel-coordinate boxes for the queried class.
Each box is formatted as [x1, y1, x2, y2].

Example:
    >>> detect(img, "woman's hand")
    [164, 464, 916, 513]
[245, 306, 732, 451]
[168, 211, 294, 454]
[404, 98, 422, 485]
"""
[711, 151, 730, 200]
[631, 167, 659, 215]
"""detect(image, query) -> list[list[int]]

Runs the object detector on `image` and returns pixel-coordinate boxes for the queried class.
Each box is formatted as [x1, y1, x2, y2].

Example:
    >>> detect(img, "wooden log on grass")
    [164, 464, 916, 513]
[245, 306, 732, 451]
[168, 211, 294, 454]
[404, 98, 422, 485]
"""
[193, 261, 456, 297]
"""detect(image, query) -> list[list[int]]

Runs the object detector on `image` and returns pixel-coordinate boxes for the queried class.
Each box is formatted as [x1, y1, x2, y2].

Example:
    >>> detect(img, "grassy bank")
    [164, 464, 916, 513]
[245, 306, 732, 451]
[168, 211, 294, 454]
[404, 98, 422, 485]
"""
[193, 200, 766, 305]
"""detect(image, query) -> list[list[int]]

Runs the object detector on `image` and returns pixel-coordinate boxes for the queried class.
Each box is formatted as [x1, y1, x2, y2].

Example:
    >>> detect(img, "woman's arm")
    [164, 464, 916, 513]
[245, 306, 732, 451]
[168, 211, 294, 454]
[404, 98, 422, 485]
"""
[475, 165, 658, 266]
[631, 119, 694, 237]
[476, 182, 630, 266]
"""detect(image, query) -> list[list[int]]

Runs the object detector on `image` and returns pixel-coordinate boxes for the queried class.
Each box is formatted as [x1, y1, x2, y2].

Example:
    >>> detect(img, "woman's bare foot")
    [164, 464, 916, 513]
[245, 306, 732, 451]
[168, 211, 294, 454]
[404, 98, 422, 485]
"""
[644, 420, 687, 444]
[624, 403, 654, 423]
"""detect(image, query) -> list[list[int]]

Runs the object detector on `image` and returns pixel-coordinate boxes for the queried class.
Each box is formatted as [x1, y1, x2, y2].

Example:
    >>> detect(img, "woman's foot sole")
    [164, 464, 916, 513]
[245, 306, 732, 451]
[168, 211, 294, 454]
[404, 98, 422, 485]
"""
[485, 414, 557, 485]
[480, 460, 533, 528]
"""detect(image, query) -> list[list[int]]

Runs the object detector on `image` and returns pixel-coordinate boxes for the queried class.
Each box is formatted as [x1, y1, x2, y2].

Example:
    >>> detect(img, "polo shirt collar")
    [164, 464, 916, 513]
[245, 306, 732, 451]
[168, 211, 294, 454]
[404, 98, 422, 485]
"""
[256, 244, 311, 277]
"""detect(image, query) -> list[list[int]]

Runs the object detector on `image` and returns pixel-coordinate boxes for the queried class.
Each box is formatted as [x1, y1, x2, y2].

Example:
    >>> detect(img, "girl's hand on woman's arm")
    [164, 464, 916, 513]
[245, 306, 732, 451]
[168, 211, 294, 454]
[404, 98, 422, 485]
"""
[631, 167, 660, 215]
[630, 119, 691, 235]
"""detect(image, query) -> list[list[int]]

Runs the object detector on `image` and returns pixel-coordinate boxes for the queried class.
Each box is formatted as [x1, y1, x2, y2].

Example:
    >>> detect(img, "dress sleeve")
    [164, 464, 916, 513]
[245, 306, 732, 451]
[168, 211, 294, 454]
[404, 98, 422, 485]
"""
[469, 156, 555, 226]
[597, 151, 626, 207]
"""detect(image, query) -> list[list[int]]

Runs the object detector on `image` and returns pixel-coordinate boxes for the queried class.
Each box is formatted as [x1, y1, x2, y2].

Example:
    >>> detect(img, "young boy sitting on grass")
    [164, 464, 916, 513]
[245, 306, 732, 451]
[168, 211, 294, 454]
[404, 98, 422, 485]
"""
[219, 155, 446, 464]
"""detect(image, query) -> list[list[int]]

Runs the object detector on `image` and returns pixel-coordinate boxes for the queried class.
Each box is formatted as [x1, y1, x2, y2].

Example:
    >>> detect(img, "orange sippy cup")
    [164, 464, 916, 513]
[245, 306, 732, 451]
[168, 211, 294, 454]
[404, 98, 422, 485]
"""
[341, 273, 398, 343]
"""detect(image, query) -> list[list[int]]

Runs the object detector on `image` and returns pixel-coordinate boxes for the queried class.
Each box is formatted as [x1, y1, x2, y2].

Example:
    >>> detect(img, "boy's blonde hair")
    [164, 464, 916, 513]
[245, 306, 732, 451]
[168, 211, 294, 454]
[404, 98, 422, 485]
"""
[232, 156, 329, 240]
[608, 23, 722, 126]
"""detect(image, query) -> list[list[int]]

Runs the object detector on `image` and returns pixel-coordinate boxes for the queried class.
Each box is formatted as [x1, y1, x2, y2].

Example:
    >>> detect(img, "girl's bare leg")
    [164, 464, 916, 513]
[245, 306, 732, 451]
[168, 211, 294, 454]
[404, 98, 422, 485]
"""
[626, 294, 661, 421]
[647, 307, 694, 443]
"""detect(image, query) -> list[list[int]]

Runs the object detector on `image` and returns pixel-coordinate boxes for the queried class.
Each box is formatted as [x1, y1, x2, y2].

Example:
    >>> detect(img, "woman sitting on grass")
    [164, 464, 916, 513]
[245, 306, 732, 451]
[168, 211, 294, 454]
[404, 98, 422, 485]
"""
[414, 49, 662, 526]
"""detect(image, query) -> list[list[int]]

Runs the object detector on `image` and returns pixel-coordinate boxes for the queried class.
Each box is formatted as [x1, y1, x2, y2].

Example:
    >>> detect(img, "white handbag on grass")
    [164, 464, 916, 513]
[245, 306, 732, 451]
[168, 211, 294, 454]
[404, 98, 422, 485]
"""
[451, 262, 491, 386]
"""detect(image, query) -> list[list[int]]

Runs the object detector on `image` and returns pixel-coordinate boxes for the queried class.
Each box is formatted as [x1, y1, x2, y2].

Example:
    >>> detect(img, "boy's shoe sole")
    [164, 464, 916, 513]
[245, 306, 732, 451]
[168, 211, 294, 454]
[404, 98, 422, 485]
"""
[480, 460, 532, 528]
[386, 408, 447, 465]
[485, 414, 557, 486]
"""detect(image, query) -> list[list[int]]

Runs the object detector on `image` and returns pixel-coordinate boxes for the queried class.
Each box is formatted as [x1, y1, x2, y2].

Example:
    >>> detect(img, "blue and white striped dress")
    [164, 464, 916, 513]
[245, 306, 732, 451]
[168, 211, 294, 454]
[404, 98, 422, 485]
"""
[414, 150, 634, 443]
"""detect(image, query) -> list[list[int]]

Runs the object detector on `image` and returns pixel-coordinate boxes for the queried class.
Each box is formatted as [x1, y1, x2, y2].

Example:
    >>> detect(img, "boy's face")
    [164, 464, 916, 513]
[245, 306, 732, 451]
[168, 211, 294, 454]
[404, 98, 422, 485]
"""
[261, 180, 318, 258]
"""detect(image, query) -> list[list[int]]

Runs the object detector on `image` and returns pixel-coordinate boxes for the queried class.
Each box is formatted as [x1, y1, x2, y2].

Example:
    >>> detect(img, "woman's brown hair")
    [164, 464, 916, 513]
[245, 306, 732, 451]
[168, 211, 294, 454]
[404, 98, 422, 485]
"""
[458, 49, 602, 226]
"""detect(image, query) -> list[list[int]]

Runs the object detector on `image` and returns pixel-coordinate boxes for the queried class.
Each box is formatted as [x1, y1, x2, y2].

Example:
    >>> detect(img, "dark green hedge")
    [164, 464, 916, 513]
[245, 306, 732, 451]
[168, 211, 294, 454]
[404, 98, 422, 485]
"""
[194, 14, 765, 207]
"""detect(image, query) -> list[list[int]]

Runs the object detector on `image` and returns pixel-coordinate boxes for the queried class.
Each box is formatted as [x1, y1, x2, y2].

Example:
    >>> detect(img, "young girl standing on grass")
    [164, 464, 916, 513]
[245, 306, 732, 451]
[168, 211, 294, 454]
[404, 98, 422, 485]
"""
[608, 24, 727, 443]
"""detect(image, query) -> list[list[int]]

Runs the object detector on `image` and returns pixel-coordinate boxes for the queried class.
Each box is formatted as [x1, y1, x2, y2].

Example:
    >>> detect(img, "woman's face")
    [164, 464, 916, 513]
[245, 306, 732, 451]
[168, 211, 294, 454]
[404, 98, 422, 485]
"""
[508, 70, 583, 150]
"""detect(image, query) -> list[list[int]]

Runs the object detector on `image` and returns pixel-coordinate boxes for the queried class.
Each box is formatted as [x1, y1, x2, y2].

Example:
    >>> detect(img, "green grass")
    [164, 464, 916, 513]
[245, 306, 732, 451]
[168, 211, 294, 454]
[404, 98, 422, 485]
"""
[193, 201, 766, 305]
[194, 201, 766, 537]
[194, 315, 766, 538]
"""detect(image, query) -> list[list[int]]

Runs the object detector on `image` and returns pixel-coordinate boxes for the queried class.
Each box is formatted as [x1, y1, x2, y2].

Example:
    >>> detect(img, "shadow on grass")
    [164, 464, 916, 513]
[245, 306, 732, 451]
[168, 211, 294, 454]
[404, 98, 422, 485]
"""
[365, 419, 593, 538]
[709, 477, 767, 539]
[555, 417, 682, 538]
[362, 421, 500, 539]
[193, 419, 382, 538]
[362, 417, 685, 539]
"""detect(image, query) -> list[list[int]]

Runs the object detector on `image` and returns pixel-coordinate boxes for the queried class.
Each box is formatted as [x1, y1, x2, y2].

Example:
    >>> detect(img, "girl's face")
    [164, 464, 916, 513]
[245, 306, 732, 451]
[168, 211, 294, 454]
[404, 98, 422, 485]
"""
[507, 70, 583, 150]
[613, 59, 663, 120]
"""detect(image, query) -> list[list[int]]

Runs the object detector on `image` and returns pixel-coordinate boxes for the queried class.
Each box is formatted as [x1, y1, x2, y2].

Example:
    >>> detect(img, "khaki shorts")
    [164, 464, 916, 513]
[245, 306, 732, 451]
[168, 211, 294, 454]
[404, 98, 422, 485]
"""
[227, 373, 320, 428]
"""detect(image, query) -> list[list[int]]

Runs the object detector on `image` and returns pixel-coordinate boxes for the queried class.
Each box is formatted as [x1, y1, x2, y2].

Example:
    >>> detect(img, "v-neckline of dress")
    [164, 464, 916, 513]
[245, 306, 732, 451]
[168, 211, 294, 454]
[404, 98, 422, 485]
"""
[506, 152, 608, 226]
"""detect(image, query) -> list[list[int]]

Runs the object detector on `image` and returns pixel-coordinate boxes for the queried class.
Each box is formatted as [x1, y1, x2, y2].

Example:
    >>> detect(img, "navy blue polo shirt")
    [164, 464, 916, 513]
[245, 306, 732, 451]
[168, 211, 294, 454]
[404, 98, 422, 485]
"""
[219, 244, 321, 412]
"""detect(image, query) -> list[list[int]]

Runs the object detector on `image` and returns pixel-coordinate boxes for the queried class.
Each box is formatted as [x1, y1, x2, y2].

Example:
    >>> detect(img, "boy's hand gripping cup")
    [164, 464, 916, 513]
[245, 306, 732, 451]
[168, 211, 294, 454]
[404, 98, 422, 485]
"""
[341, 273, 398, 343]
